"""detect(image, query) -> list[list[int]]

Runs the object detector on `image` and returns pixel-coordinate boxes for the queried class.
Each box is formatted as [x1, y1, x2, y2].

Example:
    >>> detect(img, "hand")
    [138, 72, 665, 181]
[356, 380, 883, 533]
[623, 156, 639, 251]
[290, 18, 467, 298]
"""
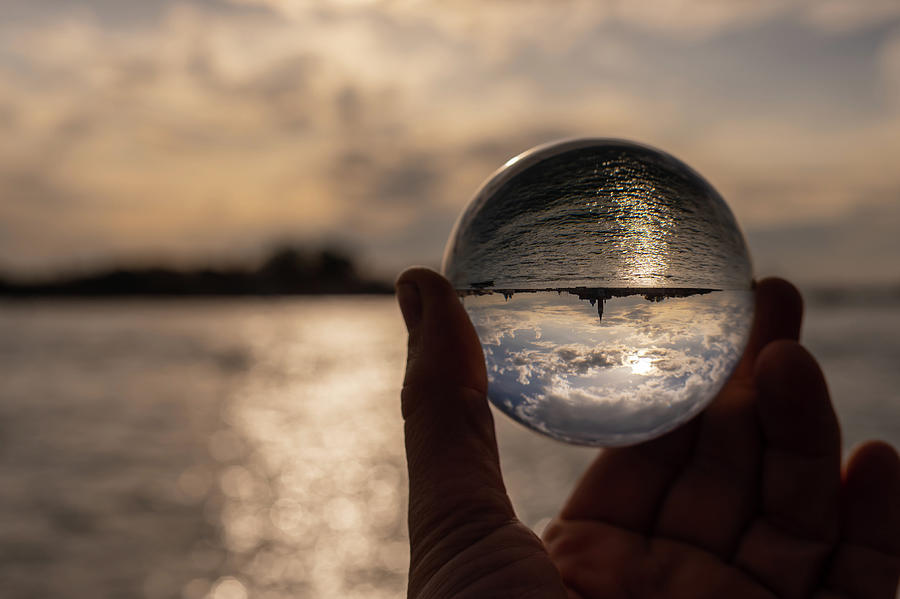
[396, 267, 900, 599]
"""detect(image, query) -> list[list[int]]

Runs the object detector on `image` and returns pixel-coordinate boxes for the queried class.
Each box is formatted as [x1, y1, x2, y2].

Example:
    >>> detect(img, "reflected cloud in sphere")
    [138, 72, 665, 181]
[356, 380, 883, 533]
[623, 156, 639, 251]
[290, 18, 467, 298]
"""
[465, 290, 752, 445]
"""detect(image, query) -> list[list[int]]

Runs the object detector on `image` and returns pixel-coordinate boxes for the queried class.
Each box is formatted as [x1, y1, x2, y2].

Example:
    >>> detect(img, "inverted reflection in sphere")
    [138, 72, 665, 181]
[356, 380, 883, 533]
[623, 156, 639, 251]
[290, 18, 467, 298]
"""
[442, 139, 754, 446]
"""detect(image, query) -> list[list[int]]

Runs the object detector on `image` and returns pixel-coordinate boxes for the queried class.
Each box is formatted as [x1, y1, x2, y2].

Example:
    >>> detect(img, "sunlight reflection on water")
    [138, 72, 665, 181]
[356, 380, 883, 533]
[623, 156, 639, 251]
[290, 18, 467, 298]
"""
[216, 298, 409, 598]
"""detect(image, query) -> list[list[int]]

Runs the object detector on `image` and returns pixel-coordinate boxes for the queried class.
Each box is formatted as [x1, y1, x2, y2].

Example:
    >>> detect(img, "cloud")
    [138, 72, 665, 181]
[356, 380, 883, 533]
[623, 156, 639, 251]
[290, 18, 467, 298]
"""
[335, 149, 442, 208]
[1, 0, 271, 27]
[227, 1, 900, 41]
[466, 290, 750, 445]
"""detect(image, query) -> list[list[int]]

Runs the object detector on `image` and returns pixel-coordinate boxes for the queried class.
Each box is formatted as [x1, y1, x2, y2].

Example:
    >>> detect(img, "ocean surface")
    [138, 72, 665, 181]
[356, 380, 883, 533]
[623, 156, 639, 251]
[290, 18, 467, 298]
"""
[1, 297, 899, 598]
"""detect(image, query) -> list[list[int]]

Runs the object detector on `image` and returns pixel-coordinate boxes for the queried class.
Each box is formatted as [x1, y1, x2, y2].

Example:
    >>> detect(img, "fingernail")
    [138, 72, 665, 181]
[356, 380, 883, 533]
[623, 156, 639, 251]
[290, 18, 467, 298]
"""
[396, 282, 422, 331]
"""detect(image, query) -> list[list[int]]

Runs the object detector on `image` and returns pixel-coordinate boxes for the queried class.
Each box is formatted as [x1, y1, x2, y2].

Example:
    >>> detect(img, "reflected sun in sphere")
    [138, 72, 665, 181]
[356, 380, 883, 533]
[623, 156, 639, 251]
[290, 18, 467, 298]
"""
[629, 354, 654, 376]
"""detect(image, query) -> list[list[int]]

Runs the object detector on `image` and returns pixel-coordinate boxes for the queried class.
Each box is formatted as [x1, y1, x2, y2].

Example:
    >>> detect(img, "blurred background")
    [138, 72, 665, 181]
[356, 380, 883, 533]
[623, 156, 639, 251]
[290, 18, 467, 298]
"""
[1, 1, 899, 598]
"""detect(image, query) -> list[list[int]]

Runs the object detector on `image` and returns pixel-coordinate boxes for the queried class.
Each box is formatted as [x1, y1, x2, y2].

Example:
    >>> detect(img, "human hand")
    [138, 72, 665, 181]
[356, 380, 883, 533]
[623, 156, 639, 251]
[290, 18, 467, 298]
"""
[396, 267, 900, 599]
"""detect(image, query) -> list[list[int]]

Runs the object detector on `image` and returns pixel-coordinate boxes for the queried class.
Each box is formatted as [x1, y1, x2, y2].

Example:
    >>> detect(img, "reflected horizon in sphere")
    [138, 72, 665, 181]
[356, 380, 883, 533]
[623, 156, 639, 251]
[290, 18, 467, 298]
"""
[442, 139, 754, 446]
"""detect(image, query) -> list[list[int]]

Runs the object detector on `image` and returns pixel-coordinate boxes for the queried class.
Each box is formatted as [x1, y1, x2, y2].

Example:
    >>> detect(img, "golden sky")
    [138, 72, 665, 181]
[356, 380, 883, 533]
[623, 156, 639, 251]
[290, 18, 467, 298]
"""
[2, 0, 900, 283]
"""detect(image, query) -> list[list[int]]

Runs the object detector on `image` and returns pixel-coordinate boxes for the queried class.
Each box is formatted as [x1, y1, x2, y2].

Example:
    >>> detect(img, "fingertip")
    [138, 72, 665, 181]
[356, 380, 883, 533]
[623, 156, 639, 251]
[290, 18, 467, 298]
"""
[844, 441, 900, 500]
[396, 266, 431, 285]
[396, 266, 436, 287]
[845, 441, 900, 502]
[398, 265, 487, 404]
[397, 267, 465, 326]
[753, 277, 804, 340]
[396, 266, 455, 297]
[755, 277, 804, 320]
[843, 441, 900, 555]
[851, 440, 900, 468]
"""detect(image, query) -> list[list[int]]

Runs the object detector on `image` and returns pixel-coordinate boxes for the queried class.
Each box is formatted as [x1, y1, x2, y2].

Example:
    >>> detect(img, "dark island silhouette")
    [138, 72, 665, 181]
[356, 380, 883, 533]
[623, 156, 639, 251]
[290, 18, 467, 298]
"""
[459, 285, 717, 322]
[0, 246, 393, 297]
[3, 252, 897, 306]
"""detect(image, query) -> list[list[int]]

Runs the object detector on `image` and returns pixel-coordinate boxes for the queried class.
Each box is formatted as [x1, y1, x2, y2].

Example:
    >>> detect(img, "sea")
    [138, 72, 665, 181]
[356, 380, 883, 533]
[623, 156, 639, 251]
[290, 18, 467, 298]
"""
[0, 296, 898, 598]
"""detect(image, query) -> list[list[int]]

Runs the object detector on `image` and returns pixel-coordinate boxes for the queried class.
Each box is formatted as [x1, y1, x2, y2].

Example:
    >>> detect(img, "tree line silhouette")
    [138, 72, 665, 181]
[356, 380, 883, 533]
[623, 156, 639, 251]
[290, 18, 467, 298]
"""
[0, 246, 393, 297]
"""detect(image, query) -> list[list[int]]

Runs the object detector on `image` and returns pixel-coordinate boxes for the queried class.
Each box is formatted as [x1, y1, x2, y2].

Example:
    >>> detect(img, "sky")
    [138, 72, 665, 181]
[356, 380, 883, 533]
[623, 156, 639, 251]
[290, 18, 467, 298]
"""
[465, 289, 752, 445]
[2, 0, 900, 284]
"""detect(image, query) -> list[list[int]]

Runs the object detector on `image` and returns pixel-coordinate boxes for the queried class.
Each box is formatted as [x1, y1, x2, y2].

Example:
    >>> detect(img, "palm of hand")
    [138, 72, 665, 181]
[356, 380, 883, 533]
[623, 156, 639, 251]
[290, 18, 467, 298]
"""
[543, 372, 854, 599]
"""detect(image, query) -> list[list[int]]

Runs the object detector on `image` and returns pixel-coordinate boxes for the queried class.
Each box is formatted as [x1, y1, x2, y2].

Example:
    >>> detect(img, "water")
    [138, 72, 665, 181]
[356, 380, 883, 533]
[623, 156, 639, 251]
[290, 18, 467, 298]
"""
[0, 297, 898, 598]
[444, 139, 754, 444]
[0, 299, 409, 599]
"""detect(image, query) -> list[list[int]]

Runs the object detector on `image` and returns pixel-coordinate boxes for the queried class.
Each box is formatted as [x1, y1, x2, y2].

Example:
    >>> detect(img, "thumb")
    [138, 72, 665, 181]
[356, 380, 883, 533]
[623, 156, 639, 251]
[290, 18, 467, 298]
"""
[396, 267, 516, 568]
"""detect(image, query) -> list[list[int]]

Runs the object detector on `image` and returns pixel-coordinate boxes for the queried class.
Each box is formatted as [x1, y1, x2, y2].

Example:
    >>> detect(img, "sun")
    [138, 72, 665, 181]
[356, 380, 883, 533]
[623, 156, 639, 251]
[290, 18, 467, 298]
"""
[630, 356, 654, 376]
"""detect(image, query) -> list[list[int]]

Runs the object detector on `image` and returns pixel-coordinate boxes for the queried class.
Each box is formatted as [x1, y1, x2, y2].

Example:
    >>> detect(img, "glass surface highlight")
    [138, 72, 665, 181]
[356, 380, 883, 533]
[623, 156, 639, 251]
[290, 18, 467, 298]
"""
[442, 139, 754, 446]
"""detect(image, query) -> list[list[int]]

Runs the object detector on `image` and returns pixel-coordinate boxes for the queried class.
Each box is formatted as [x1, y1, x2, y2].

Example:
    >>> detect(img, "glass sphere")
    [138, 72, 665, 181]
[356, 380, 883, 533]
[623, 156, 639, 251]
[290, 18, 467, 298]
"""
[442, 139, 753, 446]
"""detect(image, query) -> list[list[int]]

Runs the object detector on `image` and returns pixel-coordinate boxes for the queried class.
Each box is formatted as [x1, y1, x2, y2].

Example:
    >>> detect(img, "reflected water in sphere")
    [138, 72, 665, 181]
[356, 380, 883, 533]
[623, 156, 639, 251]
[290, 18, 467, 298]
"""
[442, 139, 754, 446]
